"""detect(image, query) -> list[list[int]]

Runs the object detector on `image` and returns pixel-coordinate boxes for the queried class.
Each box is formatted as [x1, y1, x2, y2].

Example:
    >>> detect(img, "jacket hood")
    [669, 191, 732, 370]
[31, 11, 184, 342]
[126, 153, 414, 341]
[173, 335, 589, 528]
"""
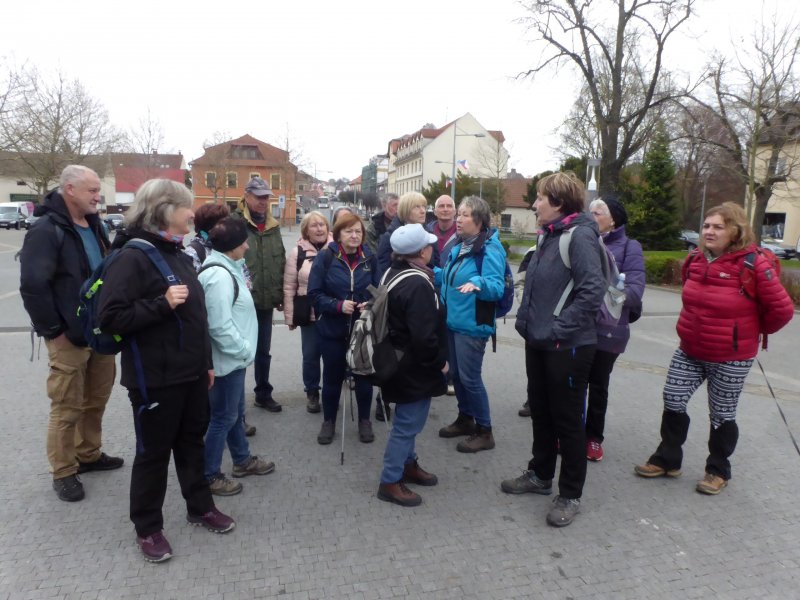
[236, 196, 279, 231]
[36, 188, 105, 230]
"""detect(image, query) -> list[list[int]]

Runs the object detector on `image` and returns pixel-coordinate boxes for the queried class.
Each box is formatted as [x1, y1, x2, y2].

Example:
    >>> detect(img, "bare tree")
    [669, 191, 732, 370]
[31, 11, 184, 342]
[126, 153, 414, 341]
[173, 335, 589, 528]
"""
[519, 0, 696, 194]
[200, 130, 235, 203]
[473, 138, 510, 213]
[0, 67, 122, 195]
[125, 108, 166, 155]
[680, 14, 800, 240]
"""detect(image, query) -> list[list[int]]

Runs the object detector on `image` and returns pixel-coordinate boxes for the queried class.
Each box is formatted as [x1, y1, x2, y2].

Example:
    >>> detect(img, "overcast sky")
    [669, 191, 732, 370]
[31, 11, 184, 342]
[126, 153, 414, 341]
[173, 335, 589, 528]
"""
[1, 0, 789, 181]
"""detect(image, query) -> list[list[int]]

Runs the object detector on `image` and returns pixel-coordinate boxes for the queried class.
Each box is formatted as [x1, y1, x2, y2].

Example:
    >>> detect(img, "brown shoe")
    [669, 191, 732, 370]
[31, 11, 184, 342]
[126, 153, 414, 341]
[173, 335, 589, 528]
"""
[243, 420, 256, 437]
[696, 473, 727, 495]
[634, 462, 682, 478]
[402, 459, 438, 486]
[456, 425, 495, 453]
[377, 481, 422, 507]
[438, 412, 476, 438]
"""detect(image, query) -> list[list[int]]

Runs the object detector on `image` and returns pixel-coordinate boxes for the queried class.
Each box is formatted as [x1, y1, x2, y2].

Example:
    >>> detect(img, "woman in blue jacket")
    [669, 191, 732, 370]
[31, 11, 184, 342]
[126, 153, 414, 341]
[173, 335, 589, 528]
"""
[307, 211, 379, 445]
[436, 196, 506, 453]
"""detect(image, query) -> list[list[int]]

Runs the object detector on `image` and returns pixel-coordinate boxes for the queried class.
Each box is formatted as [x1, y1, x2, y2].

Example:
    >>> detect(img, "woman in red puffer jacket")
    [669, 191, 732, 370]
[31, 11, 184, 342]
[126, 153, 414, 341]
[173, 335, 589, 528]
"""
[635, 202, 793, 496]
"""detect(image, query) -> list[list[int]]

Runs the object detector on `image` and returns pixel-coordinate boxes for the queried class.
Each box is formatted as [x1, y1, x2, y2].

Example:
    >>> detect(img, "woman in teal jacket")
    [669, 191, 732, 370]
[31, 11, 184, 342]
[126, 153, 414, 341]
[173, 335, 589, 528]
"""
[436, 196, 506, 453]
[199, 218, 274, 497]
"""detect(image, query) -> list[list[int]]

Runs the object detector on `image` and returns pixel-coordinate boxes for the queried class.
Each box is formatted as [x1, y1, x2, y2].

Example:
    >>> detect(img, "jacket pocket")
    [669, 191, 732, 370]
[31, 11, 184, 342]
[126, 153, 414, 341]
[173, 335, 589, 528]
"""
[475, 299, 495, 327]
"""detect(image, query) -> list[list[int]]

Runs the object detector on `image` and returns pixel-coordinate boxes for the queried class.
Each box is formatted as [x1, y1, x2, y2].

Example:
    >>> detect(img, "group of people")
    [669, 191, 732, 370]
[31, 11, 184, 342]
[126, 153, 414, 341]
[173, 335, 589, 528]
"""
[19, 164, 795, 566]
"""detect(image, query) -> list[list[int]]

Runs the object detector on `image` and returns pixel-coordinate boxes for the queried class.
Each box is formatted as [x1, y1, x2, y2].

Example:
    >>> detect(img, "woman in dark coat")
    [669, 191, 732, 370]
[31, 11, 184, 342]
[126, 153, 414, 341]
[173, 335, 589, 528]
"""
[307, 211, 379, 445]
[376, 224, 448, 507]
[97, 179, 234, 563]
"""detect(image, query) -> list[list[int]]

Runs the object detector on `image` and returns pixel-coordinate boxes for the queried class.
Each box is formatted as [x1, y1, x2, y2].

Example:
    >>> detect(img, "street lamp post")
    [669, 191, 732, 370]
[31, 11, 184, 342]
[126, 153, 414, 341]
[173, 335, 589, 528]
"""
[585, 158, 601, 209]
[448, 126, 485, 201]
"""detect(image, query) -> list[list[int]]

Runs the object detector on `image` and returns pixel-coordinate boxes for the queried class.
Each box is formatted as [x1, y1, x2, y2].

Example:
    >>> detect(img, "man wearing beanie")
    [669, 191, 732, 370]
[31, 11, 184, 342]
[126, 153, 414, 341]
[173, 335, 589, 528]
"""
[233, 176, 286, 413]
[199, 217, 275, 497]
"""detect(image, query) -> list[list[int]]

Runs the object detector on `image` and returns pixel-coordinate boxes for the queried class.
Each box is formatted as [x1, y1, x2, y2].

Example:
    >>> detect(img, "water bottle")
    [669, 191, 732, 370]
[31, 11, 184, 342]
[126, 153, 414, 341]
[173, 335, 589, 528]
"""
[616, 272, 626, 291]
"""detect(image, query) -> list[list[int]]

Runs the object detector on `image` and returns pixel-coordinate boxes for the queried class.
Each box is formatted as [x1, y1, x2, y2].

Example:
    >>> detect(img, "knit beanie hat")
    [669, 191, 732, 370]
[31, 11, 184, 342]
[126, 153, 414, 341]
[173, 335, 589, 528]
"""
[603, 196, 628, 228]
[209, 217, 249, 253]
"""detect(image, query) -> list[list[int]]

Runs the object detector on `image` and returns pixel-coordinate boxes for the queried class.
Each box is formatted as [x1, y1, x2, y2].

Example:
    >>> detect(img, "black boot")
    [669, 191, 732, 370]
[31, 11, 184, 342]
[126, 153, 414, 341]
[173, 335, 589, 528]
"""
[648, 410, 690, 471]
[705, 420, 738, 480]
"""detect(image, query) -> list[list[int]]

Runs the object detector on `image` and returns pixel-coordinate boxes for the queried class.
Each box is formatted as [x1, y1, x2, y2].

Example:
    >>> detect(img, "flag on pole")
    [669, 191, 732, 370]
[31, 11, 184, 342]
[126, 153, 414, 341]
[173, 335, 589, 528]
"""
[446, 178, 452, 188]
[457, 159, 469, 173]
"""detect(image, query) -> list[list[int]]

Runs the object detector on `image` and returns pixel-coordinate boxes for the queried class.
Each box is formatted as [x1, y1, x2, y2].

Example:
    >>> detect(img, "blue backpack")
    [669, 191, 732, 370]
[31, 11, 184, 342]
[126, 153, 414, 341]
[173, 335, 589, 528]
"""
[77, 239, 179, 354]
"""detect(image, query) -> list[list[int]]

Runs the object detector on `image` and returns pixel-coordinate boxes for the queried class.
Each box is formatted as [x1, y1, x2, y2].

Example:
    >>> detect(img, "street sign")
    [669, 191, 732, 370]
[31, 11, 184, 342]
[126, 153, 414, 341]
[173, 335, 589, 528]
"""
[279, 195, 286, 209]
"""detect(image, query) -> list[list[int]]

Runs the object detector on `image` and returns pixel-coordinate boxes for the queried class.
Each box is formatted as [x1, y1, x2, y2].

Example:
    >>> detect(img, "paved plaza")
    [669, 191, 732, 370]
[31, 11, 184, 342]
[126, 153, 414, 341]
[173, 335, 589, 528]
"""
[1, 228, 799, 599]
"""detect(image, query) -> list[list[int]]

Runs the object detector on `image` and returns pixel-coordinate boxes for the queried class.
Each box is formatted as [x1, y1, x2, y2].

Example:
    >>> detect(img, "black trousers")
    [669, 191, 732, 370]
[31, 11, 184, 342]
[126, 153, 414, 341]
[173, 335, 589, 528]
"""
[128, 378, 213, 537]
[585, 350, 620, 442]
[526, 344, 595, 500]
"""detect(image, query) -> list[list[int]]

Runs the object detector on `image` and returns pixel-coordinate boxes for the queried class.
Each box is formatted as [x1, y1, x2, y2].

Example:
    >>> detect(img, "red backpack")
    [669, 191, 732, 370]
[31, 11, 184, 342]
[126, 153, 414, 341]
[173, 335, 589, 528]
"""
[683, 247, 781, 348]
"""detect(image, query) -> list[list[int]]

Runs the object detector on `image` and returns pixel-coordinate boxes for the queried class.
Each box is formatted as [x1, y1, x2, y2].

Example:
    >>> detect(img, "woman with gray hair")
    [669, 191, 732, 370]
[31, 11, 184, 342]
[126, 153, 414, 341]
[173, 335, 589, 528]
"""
[97, 179, 235, 563]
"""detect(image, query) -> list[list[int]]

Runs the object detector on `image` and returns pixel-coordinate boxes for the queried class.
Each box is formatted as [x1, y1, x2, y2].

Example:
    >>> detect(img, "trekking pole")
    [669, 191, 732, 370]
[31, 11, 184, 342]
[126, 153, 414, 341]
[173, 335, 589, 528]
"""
[340, 374, 348, 465]
[341, 297, 355, 466]
[757, 358, 800, 458]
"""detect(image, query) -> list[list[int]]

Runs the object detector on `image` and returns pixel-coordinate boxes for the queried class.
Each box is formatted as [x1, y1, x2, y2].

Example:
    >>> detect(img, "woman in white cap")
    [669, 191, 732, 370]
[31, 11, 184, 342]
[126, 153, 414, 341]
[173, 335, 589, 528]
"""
[376, 223, 448, 507]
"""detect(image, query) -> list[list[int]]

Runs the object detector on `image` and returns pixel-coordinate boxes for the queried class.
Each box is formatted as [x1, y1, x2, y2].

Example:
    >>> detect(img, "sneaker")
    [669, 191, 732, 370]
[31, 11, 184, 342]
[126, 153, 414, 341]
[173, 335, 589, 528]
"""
[696, 473, 728, 495]
[586, 439, 604, 462]
[456, 425, 495, 453]
[518, 401, 530, 417]
[77, 452, 124, 474]
[317, 420, 335, 445]
[52, 474, 85, 502]
[446, 384, 456, 396]
[187, 507, 235, 533]
[546, 496, 581, 527]
[402, 459, 438, 486]
[634, 462, 682, 478]
[358, 419, 375, 443]
[438, 412, 476, 438]
[137, 531, 172, 563]
[500, 470, 552, 495]
[375, 401, 391, 422]
[377, 481, 422, 507]
[306, 391, 321, 414]
[243, 420, 256, 437]
[254, 396, 282, 412]
[232, 455, 275, 478]
[208, 474, 243, 496]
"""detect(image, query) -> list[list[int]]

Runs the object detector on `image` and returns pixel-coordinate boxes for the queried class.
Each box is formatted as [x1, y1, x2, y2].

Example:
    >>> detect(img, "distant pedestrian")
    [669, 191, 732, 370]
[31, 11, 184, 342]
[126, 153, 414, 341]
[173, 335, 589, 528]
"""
[425, 194, 459, 267]
[365, 193, 399, 253]
[98, 179, 235, 563]
[19, 165, 123, 503]
[307, 212, 379, 445]
[283, 210, 332, 414]
[501, 172, 605, 528]
[232, 176, 286, 413]
[436, 196, 506, 453]
[332, 205, 353, 226]
[635, 202, 793, 495]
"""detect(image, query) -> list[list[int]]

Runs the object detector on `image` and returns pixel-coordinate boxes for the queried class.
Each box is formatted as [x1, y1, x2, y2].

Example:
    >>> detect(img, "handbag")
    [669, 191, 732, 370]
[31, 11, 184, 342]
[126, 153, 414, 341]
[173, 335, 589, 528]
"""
[293, 294, 312, 327]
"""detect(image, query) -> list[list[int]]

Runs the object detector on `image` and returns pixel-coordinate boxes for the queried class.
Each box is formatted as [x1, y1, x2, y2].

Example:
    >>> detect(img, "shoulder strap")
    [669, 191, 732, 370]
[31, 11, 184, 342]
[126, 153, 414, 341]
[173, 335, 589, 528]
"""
[323, 246, 335, 269]
[125, 239, 180, 285]
[198, 263, 240, 304]
[189, 238, 207, 263]
[296, 245, 307, 273]
[682, 248, 701, 284]
[553, 228, 576, 316]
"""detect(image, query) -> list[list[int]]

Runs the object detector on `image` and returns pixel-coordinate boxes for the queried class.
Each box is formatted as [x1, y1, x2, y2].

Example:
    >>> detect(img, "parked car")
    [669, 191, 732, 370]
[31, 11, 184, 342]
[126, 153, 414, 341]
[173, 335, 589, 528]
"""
[0, 205, 25, 230]
[104, 214, 125, 230]
[23, 214, 40, 229]
[760, 239, 796, 260]
[679, 230, 700, 249]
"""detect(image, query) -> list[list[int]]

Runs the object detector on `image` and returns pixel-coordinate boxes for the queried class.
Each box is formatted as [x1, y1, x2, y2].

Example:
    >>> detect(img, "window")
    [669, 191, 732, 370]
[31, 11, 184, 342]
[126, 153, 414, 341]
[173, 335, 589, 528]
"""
[299, 184, 305, 191]
[205, 172, 216, 188]
[226, 172, 237, 188]
[249, 172, 261, 179]
[500, 214, 512, 231]
[271, 173, 281, 191]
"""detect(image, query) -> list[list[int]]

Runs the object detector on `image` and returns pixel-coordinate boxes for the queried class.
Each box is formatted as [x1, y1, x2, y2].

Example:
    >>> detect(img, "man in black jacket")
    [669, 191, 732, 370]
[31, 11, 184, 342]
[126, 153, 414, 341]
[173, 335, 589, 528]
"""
[19, 165, 123, 503]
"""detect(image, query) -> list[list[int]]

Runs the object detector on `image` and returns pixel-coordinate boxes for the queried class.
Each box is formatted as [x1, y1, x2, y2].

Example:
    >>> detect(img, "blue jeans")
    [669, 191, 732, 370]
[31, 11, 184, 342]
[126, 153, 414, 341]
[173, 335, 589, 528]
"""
[380, 398, 431, 484]
[319, 336, 373, 422]
[300, 324, 322, 393]
[205, 368, 250, 479]
[448, 331, 491, 427]
[254, 308, 274, 399]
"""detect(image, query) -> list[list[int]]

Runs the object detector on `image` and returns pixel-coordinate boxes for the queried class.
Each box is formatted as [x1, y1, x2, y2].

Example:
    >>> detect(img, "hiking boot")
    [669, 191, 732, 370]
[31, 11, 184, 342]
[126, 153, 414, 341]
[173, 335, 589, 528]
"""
[546, 496, 581, 527]
[136, 531, 172, 563]
[456, 425, 495, 453]
[77, 452, 124, 474]
[243, 420, 256, 437]
[438, 412, 476, 438]
[377, 481, 422, 507]
[306, 391, 321, 414]
[446, 384, 456, 396]
[375, 401, 391, 422]
[317, 421, 335, 445]
[518, 401, 530, 417]
[696, 473, 728, 495]
[254, 396, 282, 412]
[232, 455, 275, 478]
[358, 419, 375, 443]
[402, 459, 438, 486]
[634, 462, 682, 478]
[500, 470, 552, 495]
[587, 439, 604, 462]
[208, 474, 243, 496]
[53, 474, 84, 502]
[187, 507, 235, 533]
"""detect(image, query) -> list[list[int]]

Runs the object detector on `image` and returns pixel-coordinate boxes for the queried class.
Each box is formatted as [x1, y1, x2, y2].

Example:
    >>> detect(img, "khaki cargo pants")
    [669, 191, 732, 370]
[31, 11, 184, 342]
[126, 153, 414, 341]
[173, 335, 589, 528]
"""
[45, 338, 116, 479]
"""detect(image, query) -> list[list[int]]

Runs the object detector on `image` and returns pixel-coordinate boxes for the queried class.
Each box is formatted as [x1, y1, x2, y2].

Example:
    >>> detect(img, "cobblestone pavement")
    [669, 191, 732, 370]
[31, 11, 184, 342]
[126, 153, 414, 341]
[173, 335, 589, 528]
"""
[1, 228, 799, 599]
